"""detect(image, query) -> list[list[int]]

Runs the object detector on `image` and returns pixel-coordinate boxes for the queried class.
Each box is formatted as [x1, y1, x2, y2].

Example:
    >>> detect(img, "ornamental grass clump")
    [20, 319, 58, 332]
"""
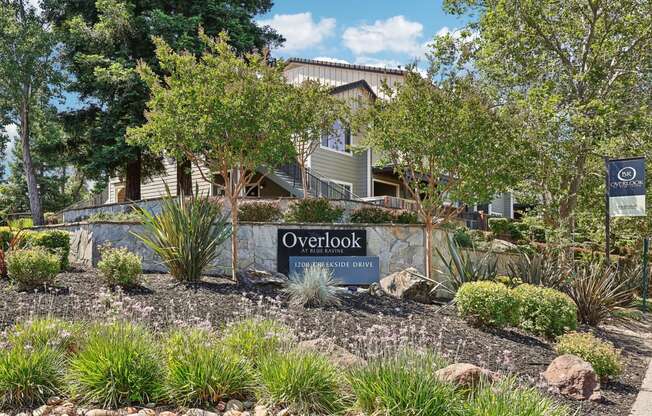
[348, 350, 461, 416]
[514, 284, 577, 337]
[284, 264, 341, 307]
[164, 327, 254, 407]
[134, 188, 231, 282]
[222, 318, 291, 366]
[257, 351, 345, 415]
[0, 345, 63, 408]
[9, 317, 82, 354]
[555, 332, 622, 379]
[6, 247, 60, 288]
[66, 322, 163, 408]
[98, 246, 143, 287]
[455, 281, 520, 328]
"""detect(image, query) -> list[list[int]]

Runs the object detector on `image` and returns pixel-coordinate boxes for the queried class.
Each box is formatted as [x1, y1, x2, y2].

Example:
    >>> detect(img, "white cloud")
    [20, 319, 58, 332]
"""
[313, 56, 350, 64]
[342, 16, 425, 56]
[435, 26, 479, 42]
[259, 13, 336, 53]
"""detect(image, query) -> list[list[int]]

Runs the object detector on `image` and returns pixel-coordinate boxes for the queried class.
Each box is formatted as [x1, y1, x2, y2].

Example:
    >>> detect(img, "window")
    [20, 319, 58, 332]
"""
[321, 120, 351, 154]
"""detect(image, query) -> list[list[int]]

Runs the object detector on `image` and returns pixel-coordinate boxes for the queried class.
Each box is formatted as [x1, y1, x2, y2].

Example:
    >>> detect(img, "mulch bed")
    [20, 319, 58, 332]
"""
[0, 268, 650, 416]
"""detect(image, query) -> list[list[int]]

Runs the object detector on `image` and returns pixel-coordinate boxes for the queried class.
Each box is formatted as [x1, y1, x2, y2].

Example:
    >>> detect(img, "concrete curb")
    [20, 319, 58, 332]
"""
[630, 355, 652, 416]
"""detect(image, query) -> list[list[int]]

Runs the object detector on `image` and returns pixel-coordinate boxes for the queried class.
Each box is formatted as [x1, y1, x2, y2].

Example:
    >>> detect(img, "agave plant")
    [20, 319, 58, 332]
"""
[133, 186, 231, 282]
[435, 233, 497, 295]
[506, 247, 571, 289]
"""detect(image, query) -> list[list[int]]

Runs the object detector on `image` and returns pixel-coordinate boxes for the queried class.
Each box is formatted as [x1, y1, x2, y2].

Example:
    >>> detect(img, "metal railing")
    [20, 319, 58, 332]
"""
[277, 163, 360, 200]
[362, 195, 418, 211]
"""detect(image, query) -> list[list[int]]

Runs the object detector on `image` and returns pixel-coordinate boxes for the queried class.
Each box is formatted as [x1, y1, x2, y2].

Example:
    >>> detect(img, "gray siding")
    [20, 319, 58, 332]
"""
[311, 146, 367, 197]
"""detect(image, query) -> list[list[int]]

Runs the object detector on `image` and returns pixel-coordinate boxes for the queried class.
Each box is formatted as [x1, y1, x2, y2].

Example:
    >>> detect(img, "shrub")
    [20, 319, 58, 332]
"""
[348, 350, 461, 416]
[67, 322, 163, 408]
[284, 264, 341, 307]
[238, 202, 282, 222]
[257, 351, 345, 414]
[467, 377, 570, 416]
[6, 247, 60, 288]
[0, 229, 13, 250]
[555, 332, 622, 379]
[97, 246, 143, 287]
[23, 230, 70, 270]
[222, 319, 291, 365]
[489, 218, 523, 241]
[134, 189, 231, 282]
[349, 206, 393, 224]
[285, 198, 343, 223]
[455, 281, 520, 328]
[87, 211, 142, 223]
[453, 226, 473, 248]
[164, 328, 253, 407]
[0, 345, 63, 408]
[9, 317, 82, 354]
[44, 212, 59, 225]
[394, 210, 419, 224]
[514, 284, 577, 337]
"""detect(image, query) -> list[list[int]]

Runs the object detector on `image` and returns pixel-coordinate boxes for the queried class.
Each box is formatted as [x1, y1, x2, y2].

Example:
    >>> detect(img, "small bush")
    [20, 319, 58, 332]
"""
[98, 246, 143, 287]
[0, 345, 63, 408]
[453, 226, 473, 248]
[348, 351, 460, 416]
[467, 377, 570, 416]
[257, 351, 345, 415]
[22, 230, 70, 270]
[222, 319, 291, 365]
[238, 202, 282, 222]
[67, 322, 163, 408]
[514, 284, 577, 337]
[489, 218, 523, 241]
[0, 229, 13, 250]
[285, 264, 341, 307]
[349, 206, 394, 224]
[6, 247, 60, 288]
[555, 332, 622, 379]
[455, 281, 520, 328]
[394, 210, 419, 224]
[9, 317, 82, 354]
[285, 198, 344, 223]
[164, 328, 253, 407]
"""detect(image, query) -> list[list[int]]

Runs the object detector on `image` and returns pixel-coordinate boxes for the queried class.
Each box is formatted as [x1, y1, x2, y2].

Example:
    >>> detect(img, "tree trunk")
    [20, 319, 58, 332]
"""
[20, 102, 44, 226]
[230, 196, 239, 282]
[425, 216, 433, 280]
[177, 158, 193, 197]
[125, 151, 141, 201]
[299, 160, 309, 199]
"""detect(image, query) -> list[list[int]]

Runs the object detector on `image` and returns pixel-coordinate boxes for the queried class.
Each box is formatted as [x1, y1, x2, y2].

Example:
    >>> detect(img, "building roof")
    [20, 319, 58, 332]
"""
[286, 57, 408, 76]
[330, 79, 377, 99]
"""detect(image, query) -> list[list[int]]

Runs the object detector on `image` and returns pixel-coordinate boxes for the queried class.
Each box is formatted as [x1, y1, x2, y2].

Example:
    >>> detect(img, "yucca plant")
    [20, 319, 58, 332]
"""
[436, 233, 498, 295]
[284, 264, 341, 307]
[506, 247, 571, 289]
[133, 186, 231, 282]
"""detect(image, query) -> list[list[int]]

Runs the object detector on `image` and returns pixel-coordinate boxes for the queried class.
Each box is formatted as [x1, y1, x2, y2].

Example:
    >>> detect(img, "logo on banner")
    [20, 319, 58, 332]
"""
[608, 157, 646, 217]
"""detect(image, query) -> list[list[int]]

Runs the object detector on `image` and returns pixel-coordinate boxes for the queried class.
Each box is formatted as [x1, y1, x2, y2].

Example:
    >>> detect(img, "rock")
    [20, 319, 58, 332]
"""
[216, 401, 227, 411]
[435, 363, 500, 388]
[33, 405, 50, 416]
[185, 410, 220, 416]
[542, 355, 601, 401]
[138, 409, 155, 416]
[85, 411, 119, 416]
[297, 338, 366, 368]
[159, 412, 177, 416]
[489, 239, 518, 253]
[223, 412, 242, 416]
[52, 403, 76, 416]
[226, 400, 244, 412]
[368, 282, 384, 297]
[123, 408, 138, 415]
[238, 268, 287, 287]
[48, 396, 64, 405]
[275, 410, 289, 416]
[242, 401, 253, 410]
[253, 406, 268, 416]
[379, 267, 433, 303]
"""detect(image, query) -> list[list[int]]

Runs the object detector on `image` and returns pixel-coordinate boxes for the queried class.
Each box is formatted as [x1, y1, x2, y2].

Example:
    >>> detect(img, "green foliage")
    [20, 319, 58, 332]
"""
[67, 322, 163, 408]
[87, 211, 142, 223]
[489, 218, 523, 241]
[222, 319, 291, 366]
[134, 189, 231, 282]
[467, 378, 571, 416]
[394, 210, 420, 224]
[514, 284, 577, 337]
[285, 264, 341, 307]
[348, 350, 459, 416]
[285, 198, 344, 223]
[257, 351, 345, 415]
[453, 226, 473, 248]
[238, 202, 282, 223]
[22, 230, 70, 270]
[164, 328, 254, 407]
[97, 246, 143, 287]
[456, 281, 520, 328]
[506, 249, 569, 289]
[349, 206, 394, 224]
[437, 233, 498, 294]
[6, 247, 60, 288]
[0, 345, 63, 408]
[9, 317, 82, 354]
[555, 332, 622, 379]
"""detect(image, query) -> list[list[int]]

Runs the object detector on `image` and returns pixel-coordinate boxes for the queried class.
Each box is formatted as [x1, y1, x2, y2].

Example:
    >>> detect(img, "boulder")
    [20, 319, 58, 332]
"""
[434, 363, 500, 388]
[542, 355, 601, 401]
[226, 400, 244, 412]
[297, 338, 366, 368]
[379, 267, 432, 303]
[238, 268, 287, 287]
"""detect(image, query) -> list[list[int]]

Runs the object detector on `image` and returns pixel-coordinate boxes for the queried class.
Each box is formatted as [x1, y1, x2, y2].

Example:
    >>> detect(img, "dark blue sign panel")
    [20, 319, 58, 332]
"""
[289, 256, 380, 285]
[608, 157, 646, 217]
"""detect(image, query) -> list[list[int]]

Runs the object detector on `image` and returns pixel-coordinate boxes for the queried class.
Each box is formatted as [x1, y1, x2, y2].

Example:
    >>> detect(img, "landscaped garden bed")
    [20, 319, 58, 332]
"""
[0, 268, 649, 416]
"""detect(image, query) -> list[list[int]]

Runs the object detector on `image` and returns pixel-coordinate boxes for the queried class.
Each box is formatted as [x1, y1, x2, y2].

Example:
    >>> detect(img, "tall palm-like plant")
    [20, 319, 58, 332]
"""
[133, 187, 231, 282]
[436, 233, 497, 295]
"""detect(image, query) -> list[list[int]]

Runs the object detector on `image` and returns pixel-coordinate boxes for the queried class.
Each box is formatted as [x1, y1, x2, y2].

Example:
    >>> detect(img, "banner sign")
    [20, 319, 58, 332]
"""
[607, 157, 646, 217]
[277, 229, 366, 275]
[289, 256, 380, 285]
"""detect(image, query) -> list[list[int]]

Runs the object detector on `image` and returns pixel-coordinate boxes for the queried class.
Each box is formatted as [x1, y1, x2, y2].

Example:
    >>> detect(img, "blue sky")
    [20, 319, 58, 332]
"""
[258, 0, 470, 69]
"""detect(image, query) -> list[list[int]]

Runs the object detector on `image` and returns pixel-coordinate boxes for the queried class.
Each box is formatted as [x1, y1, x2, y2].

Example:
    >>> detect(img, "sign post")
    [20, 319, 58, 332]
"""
[643, 237, 649, 312]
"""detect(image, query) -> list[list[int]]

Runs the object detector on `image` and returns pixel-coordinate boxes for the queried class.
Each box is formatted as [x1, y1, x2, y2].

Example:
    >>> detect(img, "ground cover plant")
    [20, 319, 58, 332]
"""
[6, 247, 60, 288]
[555, 332, 622, 380]
[455, 281, 519, 328]
[514, 284, 577, 337]
[97, 246, 142, 287]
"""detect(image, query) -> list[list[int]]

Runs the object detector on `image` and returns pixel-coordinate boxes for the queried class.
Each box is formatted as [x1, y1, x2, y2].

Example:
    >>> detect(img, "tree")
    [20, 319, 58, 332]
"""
[0, 128, 8, 182]
[0, 0, 61, 225]
[42, 0, 284, 199]
[287, 80, 346, 198]
[128, 32, 296, 282]
[358, 71, 524, 279]
[444, 0, 652, 228]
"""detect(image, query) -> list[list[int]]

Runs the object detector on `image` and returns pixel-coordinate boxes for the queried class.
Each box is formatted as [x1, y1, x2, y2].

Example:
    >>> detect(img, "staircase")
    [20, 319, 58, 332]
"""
[263, 163, 359, 200]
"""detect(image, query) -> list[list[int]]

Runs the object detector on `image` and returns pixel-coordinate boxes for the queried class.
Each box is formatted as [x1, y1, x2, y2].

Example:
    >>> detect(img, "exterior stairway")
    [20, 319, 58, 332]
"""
[261, 163, 357, 200]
